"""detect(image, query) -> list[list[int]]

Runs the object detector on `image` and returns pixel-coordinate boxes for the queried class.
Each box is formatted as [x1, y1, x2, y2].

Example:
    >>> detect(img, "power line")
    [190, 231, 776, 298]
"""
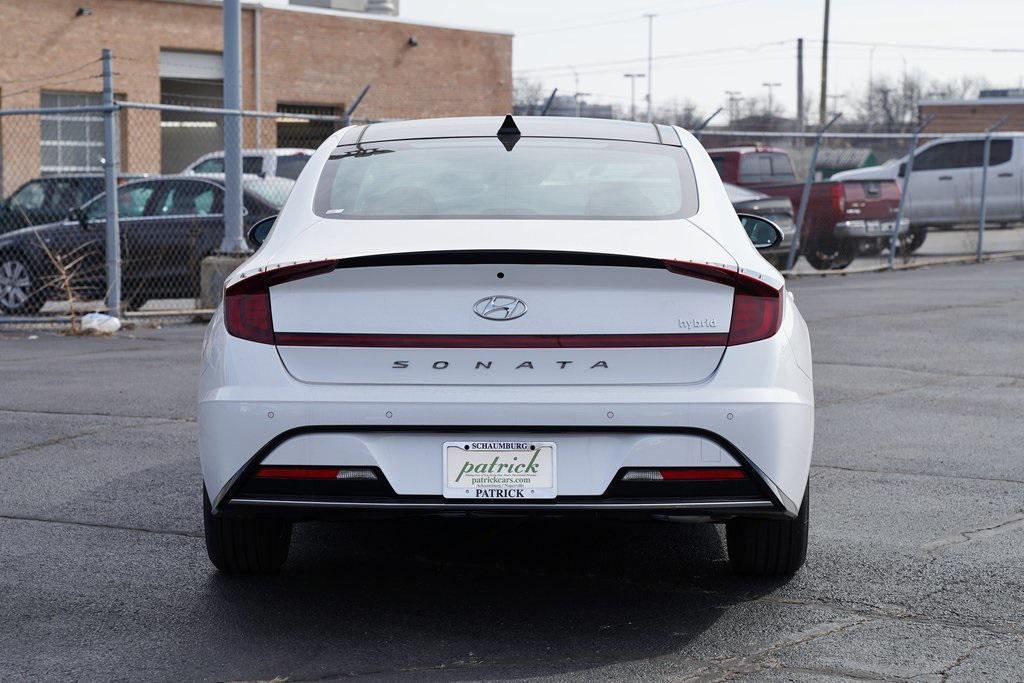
[0, 58, 101, 86]
[0, 73, 103, 101]
[515, 39, 796, 75]
[809, 38, 1024, 54]
[516, 0, 757, 37]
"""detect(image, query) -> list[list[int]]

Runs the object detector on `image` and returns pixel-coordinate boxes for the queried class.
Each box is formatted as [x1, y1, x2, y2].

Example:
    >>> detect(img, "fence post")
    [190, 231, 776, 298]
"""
[888, 114, 933, 269]
[976, 115, 1008, 262]
[692, 107, 723, 142]
[786, 113, 841, 271]
[540, 88, 558, 116]
[219, 0, 246, 254]
[101, 49, 121, 317]
[342, 85, 371, 127]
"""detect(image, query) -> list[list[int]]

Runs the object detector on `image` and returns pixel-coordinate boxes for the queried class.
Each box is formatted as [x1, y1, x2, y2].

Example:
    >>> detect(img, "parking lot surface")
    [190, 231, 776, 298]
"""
[2, 260, 1023, 681]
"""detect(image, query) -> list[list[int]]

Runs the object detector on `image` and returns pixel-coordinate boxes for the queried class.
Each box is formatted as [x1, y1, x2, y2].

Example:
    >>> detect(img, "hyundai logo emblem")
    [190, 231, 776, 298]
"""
[473, 295, 527, 321]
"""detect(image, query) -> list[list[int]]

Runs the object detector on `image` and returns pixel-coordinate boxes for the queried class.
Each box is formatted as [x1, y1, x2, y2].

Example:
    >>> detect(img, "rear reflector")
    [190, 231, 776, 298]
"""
[621, 467, 747, 482]
[254, 466, 379, 480]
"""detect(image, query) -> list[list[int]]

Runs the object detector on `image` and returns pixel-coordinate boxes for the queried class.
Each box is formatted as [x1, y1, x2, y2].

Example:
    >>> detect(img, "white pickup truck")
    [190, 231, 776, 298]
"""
[833, 133, 1024, 251]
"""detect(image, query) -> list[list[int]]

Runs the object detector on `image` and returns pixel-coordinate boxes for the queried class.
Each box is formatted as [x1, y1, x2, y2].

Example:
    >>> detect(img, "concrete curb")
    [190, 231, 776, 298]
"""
[782, 250, 1024, 278]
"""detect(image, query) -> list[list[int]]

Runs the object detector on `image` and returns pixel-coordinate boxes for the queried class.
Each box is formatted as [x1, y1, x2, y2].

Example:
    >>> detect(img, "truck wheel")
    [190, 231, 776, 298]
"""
[803, 238, 855, 270]
[0, 253, 46, 314]
[727, 484, 809, 576]
[898, 226, 927, 255]
[203, 487, 292, 573]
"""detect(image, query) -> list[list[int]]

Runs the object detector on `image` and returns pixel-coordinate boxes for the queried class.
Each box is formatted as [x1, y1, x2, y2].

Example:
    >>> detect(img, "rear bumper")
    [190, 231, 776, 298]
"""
[199, 305, 814, 519]
[222, 496, 782, 522]
[834, 218, 910, 238]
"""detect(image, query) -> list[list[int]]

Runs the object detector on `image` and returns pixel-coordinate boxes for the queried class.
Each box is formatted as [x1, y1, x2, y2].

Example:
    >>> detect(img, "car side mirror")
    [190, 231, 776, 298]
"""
[898, 162, 907, 178]
[67, 206, 88, 229]
[246, 215, 277, 249]
[737, 213, 784, 250]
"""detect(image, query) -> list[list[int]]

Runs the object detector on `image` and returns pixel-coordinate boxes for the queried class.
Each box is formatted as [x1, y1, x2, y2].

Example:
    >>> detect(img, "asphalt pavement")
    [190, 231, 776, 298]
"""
[1, 259, 1023, 681]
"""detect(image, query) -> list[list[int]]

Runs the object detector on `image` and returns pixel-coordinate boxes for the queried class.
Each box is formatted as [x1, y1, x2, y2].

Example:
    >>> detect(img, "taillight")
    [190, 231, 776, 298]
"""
[223, 260, 336, 344]
[831, 182, 846, 215]
[663, 260, 783, 346]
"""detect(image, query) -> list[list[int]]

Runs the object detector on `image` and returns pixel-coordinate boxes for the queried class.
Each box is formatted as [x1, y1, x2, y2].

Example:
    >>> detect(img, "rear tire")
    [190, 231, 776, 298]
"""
[898, 226, 927, 255]
[727, 484, 809, 576]
[803, 238, 855, 270]
[203, 487, 292, 573]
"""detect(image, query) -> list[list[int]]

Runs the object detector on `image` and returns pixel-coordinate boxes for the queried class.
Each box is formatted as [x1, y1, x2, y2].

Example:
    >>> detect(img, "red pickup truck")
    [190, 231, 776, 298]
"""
[707, 146, 906, 269]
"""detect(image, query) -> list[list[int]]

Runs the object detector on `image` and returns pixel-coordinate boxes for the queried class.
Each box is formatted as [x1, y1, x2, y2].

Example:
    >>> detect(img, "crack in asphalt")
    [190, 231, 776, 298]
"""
[818, 375, 956, 407]
[813, 359, 1024, 382]
[0, 406, 195, 422]
[801, 294, 1024, 323]
[0, 513, 201, 539]
[921, 513, 1024, 556]
[0, 417, 191, 460]
[690, 616, 873, 682]
[910, 635, 1018, 682]
[812, 463, 1024, 487]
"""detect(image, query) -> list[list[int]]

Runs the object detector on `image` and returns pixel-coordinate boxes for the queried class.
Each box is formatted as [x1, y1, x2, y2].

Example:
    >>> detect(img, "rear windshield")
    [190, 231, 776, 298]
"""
[314, 137, 699, 220]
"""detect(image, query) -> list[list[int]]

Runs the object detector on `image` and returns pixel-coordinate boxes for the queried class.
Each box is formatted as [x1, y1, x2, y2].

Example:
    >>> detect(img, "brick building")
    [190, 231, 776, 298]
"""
[919, 98, 1024, 134]
[0, 0, 512, 193]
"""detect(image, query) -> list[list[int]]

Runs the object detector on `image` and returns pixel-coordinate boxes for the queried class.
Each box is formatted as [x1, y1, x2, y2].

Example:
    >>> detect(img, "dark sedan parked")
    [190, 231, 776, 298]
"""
[724, 182, 796, 269]
[0, 175, 291, 314]
[0, 176, 110, 235]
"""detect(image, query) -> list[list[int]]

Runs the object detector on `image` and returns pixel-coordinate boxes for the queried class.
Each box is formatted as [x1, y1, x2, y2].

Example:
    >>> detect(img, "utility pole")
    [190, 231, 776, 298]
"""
[623, 73, 645, 121]
[763, 81, 781, 124]
[571, 68, 582, 117]
[725, 90, 742, 124]
[866, 45, 876, 132]
[644, 13, 656, 122]
[796, 38, 805, 132]
[818, 0, 830, 126]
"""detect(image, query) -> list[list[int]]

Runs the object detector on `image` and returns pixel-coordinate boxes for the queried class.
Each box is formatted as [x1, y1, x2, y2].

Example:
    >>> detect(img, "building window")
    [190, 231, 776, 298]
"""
[40, 91, 105, 174]
[277, 103, 341, 150]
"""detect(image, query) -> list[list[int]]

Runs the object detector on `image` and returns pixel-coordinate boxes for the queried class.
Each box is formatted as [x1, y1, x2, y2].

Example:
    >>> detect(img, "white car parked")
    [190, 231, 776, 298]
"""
[834, 134, 1024, 250]
[184, 148, 314, 179]
[199, 116, 815, 577]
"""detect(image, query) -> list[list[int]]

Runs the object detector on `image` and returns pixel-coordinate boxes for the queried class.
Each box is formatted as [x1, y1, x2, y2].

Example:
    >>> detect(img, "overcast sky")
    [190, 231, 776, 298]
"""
[398, 0, 1024, 120]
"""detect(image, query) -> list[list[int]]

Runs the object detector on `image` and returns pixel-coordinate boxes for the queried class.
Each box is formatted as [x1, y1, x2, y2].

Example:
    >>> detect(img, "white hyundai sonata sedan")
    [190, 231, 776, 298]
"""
[199, 115, 814, 576]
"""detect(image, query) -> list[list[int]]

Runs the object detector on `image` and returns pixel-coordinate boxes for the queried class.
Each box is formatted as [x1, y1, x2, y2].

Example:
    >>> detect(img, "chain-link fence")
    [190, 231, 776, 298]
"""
[0, 97, 348, 320]
[2, 74, 1023, 323]
[699, 121, 1024, 273]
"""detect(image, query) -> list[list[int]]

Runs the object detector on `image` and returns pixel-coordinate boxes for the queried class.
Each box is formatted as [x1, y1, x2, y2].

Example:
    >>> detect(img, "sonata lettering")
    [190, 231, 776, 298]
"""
[391, 360, 610, 370]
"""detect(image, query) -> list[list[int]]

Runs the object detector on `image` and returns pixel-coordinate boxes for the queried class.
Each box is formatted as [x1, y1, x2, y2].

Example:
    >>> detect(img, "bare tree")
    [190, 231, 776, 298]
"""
[851, 71, 990, 132]
[652, 98, 704, 129]
[513, 77, 547, 115]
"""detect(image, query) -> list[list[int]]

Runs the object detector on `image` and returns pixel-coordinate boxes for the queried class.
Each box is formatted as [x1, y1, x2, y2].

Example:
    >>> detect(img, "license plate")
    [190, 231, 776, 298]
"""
[866, 220, 894, 235]
[443, 441, 556, 499]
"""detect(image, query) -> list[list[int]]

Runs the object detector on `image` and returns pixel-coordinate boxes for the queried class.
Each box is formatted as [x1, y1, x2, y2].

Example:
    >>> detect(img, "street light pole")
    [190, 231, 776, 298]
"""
[762, 81, 781, 124]
[643, 13, 656, 122]
[623, 73, 645, 121]
[725, 90, 741, 124]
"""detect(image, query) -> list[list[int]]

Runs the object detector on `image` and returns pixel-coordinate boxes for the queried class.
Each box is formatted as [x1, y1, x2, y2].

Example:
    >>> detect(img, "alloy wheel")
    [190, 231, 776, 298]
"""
[0, 258, 32, 311]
